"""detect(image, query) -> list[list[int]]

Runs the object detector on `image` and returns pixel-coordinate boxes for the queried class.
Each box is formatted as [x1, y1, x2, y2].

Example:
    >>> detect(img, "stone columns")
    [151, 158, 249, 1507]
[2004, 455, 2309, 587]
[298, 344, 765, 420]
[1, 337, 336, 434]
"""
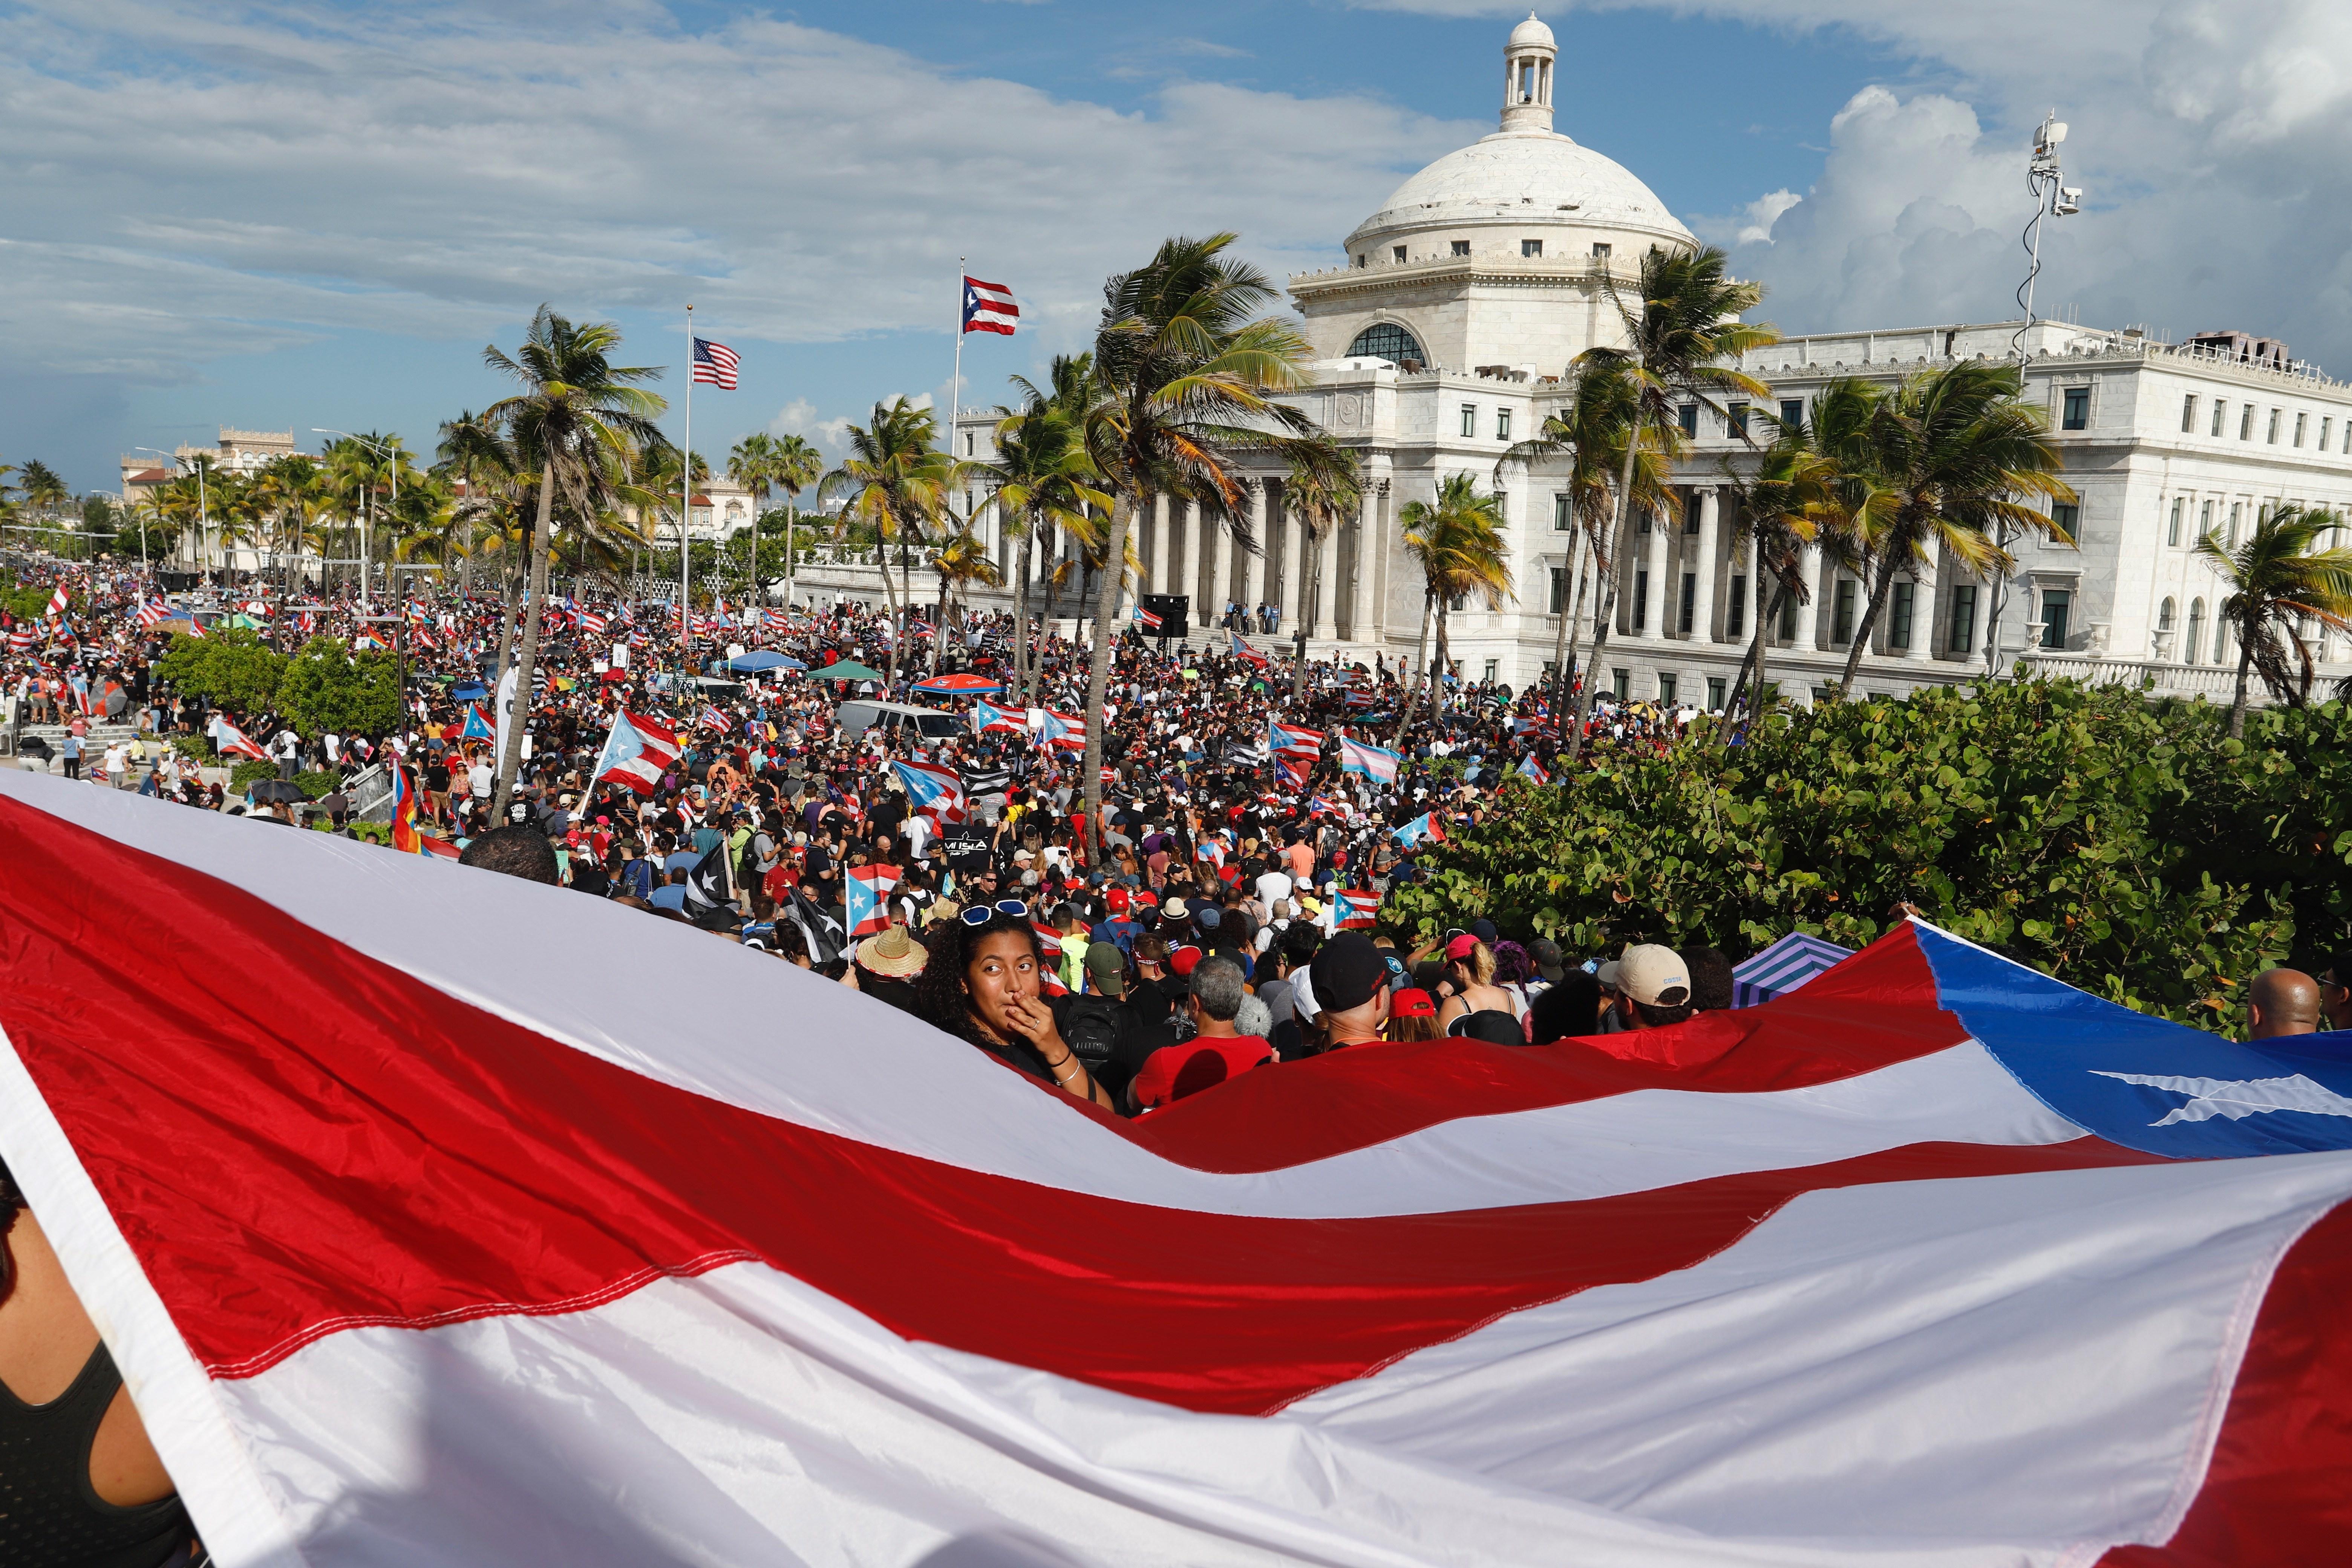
[1793, 541, 1820, 649]
[1312, 510, 1340, 641]
[1809, 545, 1837, 649]
[1904, 537, 1939, 659]
[1209, 505, 1234, 625]
[1243, 480, 1268, 622]
[1640, 513, 1668, 639]
[1354, 479, 1385, 644]
[1291, 510, 1315, 639]
[1168, 499, 1190, 608]
[1730, 529, 1753, 643]
[1690, 486, 1720, 643]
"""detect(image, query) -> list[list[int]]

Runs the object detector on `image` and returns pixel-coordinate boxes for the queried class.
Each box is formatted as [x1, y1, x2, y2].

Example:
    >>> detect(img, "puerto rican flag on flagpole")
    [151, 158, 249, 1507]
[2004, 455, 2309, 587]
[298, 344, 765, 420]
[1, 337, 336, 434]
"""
[962, 276, 1019, 336]
[591, 710, 681, 795]
[1037, 708, 1086, 751]
[4, 775, 2352, 1568]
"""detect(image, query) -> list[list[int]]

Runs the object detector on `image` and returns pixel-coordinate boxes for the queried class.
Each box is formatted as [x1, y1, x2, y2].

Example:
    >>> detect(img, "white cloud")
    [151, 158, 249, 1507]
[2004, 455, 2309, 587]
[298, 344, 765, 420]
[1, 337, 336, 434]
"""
[0, 2, 1477, 388]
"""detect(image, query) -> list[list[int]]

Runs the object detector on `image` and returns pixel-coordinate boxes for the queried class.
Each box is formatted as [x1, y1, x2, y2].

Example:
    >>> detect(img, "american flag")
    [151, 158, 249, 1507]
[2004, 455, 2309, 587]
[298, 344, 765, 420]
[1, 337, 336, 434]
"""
[692, 337, 739, 390]
[962, 276, 1019, 337]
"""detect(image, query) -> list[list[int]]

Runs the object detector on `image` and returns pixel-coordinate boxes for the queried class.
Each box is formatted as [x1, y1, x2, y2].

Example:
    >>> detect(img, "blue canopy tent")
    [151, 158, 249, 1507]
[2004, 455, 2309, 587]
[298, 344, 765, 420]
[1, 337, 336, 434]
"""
[1732, 933, 1856, 1008]
[727, 651, 805, 674]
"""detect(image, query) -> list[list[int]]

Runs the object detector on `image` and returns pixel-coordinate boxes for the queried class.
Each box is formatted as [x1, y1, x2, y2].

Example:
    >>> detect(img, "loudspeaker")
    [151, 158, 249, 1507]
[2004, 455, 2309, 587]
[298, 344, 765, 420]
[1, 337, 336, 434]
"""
[1140, 594, 1189, 639]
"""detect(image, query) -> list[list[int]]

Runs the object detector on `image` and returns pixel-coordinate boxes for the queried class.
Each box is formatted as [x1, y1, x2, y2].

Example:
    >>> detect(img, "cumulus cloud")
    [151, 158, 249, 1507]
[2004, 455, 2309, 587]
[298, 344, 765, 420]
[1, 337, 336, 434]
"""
[1369, 0, 2352, 366]
[0, 1, 1477, 390]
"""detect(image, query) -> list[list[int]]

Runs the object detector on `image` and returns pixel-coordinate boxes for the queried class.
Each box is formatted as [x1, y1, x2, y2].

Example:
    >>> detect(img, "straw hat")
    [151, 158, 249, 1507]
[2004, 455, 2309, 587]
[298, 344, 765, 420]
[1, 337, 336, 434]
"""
[856, 924, 928, 980]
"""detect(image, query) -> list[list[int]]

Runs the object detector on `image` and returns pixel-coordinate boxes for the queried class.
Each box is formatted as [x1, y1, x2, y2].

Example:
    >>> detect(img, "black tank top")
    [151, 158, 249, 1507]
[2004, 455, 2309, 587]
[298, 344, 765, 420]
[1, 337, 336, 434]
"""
[0, 1340, 190, 1568]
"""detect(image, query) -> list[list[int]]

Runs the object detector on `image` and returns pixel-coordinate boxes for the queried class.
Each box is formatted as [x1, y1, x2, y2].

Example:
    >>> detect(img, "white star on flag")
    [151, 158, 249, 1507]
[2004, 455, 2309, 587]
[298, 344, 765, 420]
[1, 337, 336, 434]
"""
[2091, 1070, 2352, 1126]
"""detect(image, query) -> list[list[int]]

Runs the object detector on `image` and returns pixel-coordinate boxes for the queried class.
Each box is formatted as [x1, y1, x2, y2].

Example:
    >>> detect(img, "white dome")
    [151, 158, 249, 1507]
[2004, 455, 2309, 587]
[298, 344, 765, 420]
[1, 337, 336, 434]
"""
[1508, 13, 1555, 49]
[1346, 132, 1695, 251]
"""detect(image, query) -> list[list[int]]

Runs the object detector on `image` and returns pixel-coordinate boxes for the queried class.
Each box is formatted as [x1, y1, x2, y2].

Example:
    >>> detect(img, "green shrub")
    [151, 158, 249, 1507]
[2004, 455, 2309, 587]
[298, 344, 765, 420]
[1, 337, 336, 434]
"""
[155, 628, 286, 714]
[276, 636, 399, 738]
[1384, 679, 2351, 1031]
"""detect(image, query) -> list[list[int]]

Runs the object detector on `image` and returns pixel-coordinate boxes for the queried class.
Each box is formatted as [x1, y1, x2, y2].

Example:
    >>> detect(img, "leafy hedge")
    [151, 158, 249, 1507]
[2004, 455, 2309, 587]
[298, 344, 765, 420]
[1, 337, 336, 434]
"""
[1385, 680, 2352, 1032]
[155, 631, 397, 739]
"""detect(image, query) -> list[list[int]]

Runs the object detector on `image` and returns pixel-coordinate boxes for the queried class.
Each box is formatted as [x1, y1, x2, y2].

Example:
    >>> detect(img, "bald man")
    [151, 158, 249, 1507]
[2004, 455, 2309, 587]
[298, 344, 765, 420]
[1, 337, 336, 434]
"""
[2318, 952, 2352, 1032]
[2248, 967, 2322, 1040]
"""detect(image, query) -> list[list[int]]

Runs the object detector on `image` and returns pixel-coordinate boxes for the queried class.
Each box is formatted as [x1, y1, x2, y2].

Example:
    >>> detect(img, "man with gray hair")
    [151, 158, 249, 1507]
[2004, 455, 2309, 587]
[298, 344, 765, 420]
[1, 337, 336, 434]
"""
[1125, 957, 1275, 1113]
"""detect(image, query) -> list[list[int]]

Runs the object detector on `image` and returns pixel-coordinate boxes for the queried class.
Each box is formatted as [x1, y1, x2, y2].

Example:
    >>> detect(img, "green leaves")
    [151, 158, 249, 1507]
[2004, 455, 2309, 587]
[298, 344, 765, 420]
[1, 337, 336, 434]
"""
[1387, 680, 2328, 1033]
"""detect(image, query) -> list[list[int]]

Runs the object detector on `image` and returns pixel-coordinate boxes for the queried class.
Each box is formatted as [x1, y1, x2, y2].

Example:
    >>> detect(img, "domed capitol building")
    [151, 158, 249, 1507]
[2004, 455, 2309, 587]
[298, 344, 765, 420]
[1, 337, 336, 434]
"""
[958, 14, 2352, 706]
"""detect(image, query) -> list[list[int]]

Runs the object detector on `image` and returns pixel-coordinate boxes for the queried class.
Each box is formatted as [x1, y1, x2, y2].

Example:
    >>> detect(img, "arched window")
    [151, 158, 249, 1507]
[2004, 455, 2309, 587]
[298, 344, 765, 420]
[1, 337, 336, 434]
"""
[2158, 597, 2176, 632]
[1346, 323, 1427, 368]
[2185, 598, 2205, 665]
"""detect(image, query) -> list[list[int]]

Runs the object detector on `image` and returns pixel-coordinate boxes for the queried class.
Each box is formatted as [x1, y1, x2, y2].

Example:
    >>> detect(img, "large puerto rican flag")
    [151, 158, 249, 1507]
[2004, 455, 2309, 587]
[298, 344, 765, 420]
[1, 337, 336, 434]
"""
[590, 709, 680, 795]
[3, 769, 2351, 1567]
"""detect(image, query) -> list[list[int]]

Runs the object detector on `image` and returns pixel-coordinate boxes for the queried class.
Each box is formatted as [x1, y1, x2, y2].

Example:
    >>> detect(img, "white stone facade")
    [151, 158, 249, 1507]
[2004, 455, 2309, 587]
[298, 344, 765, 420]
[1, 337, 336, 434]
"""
[952, 14, 2352, 706]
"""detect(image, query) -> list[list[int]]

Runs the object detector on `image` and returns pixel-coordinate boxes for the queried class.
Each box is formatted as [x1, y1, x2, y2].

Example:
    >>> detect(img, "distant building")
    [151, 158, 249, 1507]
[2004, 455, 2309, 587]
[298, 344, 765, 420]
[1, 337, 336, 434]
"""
[955, 14, 2352, 706]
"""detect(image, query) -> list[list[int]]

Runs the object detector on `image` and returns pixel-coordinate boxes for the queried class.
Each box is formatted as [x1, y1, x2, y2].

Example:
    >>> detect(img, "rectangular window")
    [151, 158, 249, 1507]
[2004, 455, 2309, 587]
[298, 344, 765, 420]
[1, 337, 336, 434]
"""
[1726, 574, 1747, 638]
[2344, 419, 2352, 454]
[1612, 667, 1630, 700]
[1658, 673, 1677, 703]
[2323, 417, 2334, 452]
[1833, 578, 1856, 644]
[1484, 658, 1499, 684]
[1548, 566, 1565, 613]
[1706, 677, 1726, 710]
[1460, 404, 1477, 438]
[2228, 502, 2242, 544]
[2051, 501, 2080, 539]
[1495, 408, 1511, 441]
[1392, 245, 1407, 263]
[2213, 400, 2228, 437]
[1521, 238, 1543, 258]
[1778, 589, 1796, 639]
[2182, 394, 2197, 433]
[2041, 588, 2072, 651]
[1891, 579, 1916, 650]
[2269, 409, 2283, 444]
[1679, 571, 1697, 634]
[2200, 499, 2214, 539]
[1728, 403, 1750, 438]
[1591, 242, 1611, 260]
[1780, 399, 1803, 429]
[1677, 404, 1698, 437]
[2296, 412, 2309, 447]
[2168, 497, 2184, 546]
[2062, 387, 2090, 430]
[964, 433, 974, 456]
[1553, 492, 1571, 530]
[1451, 239, 1470, 257]
[2241, 405, 2256, 440]
[1948, 585, 1978, 655]
[1632, 570, 1649, 631]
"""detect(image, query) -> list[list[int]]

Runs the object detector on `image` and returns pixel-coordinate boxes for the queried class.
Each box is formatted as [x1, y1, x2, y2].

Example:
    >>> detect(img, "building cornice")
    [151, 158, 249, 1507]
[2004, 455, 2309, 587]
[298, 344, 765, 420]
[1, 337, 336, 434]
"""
[1290, 255, 1617, 303]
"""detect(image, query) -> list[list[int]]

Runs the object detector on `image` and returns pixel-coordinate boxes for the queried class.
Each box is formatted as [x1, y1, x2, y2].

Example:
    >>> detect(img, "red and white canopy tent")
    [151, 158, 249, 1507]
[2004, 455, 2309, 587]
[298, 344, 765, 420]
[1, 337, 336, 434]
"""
[0, 770, 2346, 1567]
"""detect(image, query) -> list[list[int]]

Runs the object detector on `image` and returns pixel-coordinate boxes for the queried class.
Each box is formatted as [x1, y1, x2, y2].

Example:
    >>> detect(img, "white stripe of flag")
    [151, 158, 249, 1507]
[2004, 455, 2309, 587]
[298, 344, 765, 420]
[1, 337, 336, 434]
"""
[692, 337, 739, 389]
[963, 276, 1018, 336]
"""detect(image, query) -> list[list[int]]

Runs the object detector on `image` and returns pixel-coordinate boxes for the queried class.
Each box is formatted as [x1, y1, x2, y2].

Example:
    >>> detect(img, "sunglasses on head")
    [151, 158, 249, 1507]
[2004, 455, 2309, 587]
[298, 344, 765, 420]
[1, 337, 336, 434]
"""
[961, 899, 1032, 926]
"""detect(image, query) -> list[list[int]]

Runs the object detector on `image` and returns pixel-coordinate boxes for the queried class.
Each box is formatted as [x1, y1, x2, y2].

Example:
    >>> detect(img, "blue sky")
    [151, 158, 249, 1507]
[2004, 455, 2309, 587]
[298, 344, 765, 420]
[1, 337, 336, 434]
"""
[6, 0, 2347, 495]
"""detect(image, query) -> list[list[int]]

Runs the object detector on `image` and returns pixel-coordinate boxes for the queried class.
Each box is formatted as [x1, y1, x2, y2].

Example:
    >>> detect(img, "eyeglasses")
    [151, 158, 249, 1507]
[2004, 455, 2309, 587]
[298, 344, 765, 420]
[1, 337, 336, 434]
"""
[960, 898, 1032, 926]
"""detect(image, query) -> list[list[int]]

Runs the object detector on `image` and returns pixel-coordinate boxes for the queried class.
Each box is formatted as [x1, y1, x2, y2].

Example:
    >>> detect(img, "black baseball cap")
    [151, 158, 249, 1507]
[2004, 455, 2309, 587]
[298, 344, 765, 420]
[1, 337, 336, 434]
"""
[1311, 933, 1388, 1014]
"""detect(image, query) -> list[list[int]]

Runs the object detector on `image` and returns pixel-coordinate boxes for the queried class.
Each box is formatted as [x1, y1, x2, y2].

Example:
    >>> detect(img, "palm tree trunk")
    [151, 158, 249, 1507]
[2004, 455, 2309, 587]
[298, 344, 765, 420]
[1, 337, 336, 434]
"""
[1433, 604, 1452, 723]
[1732, 583, 1782, 723]
[1836, 540, 1906, 695]
[1293, 530, 1321, 704]
[1081, 492, 1139, 866]
[494, 553, 521, 684]
[1545, 530, 1579, 717]
[491, 460, 557, 822]
[876, 530, 903, 692]
[2231, 622, 2254, 738]
[1012, 528, 1034, 705]
[1392, 591, 1435, 746]
[1570, 413, 1646, 760]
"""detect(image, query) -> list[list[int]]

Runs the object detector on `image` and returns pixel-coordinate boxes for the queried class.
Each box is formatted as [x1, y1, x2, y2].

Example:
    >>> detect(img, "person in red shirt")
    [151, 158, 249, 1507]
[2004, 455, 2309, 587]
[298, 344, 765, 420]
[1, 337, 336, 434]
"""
[1127, 956, 1273, 1112]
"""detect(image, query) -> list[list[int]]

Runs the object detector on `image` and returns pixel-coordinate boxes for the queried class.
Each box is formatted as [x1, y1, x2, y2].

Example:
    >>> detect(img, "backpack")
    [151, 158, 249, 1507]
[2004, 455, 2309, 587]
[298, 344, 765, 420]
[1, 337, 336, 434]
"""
[1060, 997, 1125, 1069]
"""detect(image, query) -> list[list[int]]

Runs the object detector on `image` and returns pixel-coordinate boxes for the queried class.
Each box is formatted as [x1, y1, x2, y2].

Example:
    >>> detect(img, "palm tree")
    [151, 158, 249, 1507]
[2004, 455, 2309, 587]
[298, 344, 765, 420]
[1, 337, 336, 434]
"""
[1392, 473, 1513, 743]
[2196, 503, 2352, 736]
[930, 529, 1003, 640]
[818, 397, 964, 692]
[1284, 444, 1366, 701]
[1498, 355, 1677, 718]
[728, 430, 822, 610]
[1829, 360, 2073, 694]
[1717, 431, 1837, 723]
[1080, 233, 1323, 859]
[1567, 246, 1778, 759]
[983, 355, 1108, 705]
[481, 305, 668, 820]
[437, 412, 513, 602]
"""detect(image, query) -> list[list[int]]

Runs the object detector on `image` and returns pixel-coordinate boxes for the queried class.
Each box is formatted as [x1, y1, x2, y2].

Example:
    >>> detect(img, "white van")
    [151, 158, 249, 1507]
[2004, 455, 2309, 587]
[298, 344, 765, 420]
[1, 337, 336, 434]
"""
[836, 700, 965, 743]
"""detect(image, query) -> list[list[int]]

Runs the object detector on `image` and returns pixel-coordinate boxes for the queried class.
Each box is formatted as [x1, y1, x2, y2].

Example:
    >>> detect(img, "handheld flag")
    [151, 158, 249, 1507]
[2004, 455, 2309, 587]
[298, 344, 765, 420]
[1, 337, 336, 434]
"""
[1037, 709, 1086, 751]
[698, 704, 733, 735]
[1338, 736, 1401, 785]
[890, 760, 968, 831]
[214, 718, 268, 762]
[1230, 631, 1267, 669]
[1337, 889, 1381, 929]
[46, 585, 68, 616]
[592, 711, 682, 796]
[1518, 754, 1551, 786]
[962, 276, 1019, 336]
[389, 765, 422, 855]
[1392, 812, 1445, 849]
[1133, 605, 1162, 632]
[844, 862, 901, 939]
[1275, 755, 1311, 791]
[1269, 720, 1324, 761]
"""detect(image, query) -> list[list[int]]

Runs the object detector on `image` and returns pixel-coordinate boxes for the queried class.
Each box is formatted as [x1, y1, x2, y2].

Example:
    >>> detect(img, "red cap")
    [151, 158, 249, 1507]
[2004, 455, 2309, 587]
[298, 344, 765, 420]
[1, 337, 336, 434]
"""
[1390, 987, 1436, 1020]
[1445, 933, 1480, 961]
[1332, 850, 1348, 867]
[1170, 945, 1203, 977]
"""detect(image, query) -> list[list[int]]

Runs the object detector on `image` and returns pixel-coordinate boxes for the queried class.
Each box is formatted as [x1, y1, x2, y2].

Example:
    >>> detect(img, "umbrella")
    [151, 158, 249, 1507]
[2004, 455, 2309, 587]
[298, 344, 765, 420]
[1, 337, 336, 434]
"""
[728, 651, 805, 673]
[807, 660, 885, 682]
[451, 680, 489, 701]
[911, 672, 1003, 696]
[1732, 932, 1854, 1008]
[248, 779, 310, 804]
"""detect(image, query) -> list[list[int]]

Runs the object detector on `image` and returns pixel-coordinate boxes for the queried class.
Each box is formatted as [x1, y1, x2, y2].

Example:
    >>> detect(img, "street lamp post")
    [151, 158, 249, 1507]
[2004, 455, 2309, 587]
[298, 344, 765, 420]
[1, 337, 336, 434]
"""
[315, 430, 398, 616]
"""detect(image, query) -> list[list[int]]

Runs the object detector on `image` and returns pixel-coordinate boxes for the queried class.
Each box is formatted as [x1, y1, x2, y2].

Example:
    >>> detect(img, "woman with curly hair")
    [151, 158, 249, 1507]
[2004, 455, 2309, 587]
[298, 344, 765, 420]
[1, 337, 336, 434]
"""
[913, 910, 1115, 1109]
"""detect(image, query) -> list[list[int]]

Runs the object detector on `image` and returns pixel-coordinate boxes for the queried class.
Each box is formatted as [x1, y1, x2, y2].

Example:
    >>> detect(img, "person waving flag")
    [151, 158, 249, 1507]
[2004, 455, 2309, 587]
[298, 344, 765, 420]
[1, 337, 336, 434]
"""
[962, 276, 1019, 336]
[1038, 709, 1086, 751]
[970, 700, 1025, 737]
[1230, 631, 1267, 669]
[592, 710, 681, 796]
[1338, 735, 1401, 786]
[844, 863, 901, 940]
[213, 718, 268, 762]
[1392, 812, 1445, 849]
[1269, 719, 1324, 761]
[1133, 605, 1162, 632]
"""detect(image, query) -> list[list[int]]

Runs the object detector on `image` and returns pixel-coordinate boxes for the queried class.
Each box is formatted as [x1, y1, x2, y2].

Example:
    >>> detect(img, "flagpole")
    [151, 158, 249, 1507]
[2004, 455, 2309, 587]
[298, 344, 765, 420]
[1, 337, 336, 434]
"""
[682, 303, 695, 693]
[947, 256, 964, 691]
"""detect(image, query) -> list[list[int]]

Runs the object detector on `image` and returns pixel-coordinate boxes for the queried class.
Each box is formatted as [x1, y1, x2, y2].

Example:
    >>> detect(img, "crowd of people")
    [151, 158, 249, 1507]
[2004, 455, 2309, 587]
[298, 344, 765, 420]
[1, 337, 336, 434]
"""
[2, 553, 1796, 1119]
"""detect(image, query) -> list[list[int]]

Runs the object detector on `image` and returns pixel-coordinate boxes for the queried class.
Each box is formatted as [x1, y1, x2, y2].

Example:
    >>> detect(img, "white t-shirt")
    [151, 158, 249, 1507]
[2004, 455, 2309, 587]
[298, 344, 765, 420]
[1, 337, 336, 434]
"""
[469, 762, 495, 799]
[1254, 870, 1294, 909]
